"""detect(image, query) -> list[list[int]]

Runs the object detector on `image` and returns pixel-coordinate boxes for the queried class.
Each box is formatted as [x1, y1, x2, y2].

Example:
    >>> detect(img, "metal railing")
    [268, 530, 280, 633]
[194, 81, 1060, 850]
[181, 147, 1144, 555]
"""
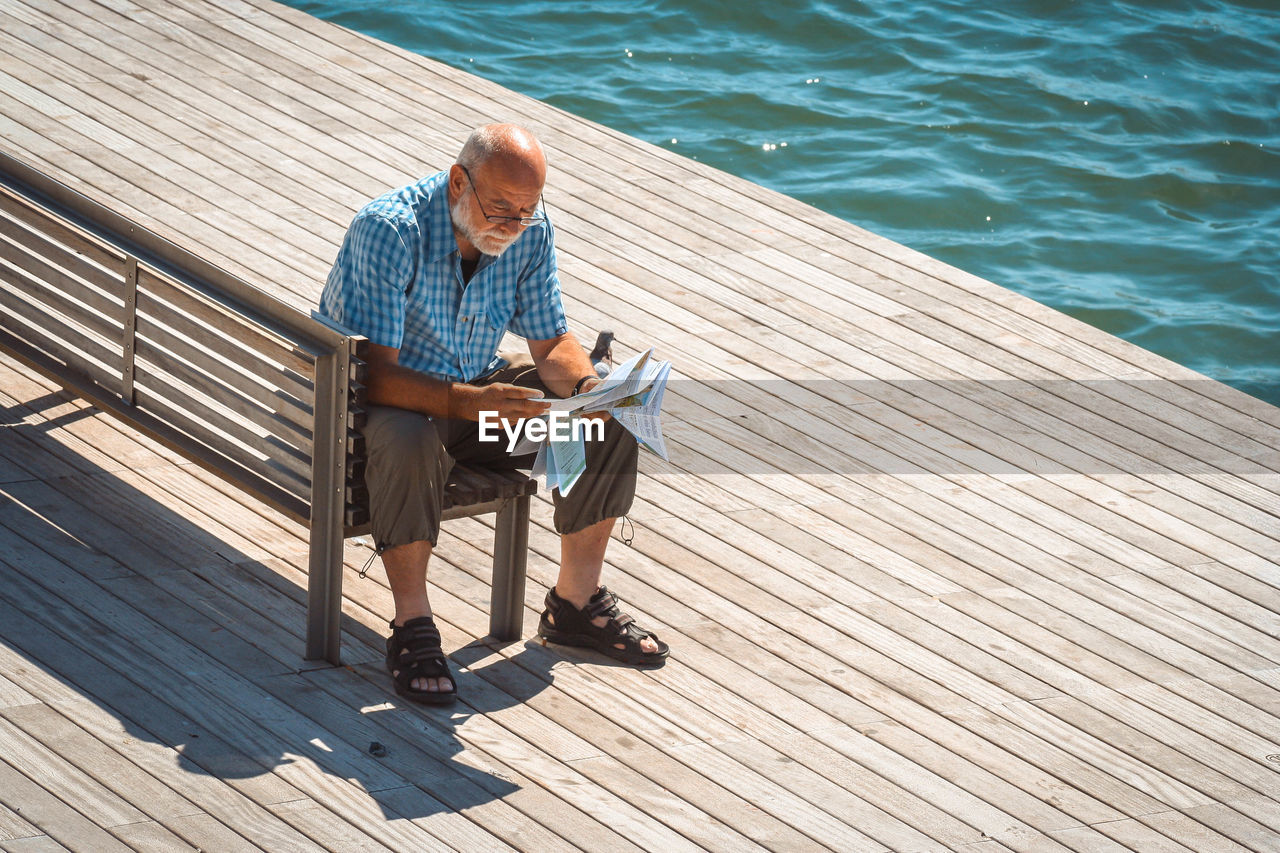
[0, 150, 364, 663]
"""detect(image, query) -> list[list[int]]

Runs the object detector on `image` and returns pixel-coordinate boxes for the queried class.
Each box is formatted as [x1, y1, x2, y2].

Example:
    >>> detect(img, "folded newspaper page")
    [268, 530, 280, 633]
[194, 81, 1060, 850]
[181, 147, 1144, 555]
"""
[531, 347, 672, 495]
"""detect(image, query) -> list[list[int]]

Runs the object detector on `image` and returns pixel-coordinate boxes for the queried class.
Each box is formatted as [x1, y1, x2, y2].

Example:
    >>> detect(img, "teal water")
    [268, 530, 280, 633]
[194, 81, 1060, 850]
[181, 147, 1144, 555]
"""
[287, 0, 1280, 405]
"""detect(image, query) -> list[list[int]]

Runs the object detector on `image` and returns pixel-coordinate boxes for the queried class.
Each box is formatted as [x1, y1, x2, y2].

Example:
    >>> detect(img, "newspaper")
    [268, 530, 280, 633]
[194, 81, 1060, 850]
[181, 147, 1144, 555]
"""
[532, 347, 672, 495]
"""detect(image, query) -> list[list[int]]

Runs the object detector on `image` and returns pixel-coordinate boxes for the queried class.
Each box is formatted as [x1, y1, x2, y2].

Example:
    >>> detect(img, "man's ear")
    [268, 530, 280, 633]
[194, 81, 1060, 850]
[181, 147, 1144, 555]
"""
[447, 164, 466, 200]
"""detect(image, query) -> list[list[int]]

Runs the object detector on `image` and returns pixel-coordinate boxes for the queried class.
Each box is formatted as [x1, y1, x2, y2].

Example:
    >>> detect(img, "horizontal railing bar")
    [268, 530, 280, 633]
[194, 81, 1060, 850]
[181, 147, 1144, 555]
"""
[0, 246, 123, 339]
[0, 150, 347, 350]
[0, 184, 126, 272]
[137, 267, 324, 370]
[134, 366, 314, 485]
[0, 208, 124, 305]
[1, 327, 311, 524]
[136, 290, 315, 402]
[134, 296, 315, 427]
[132, 384, 312, 505]
[134, 338, 314, 453]
[0, 279, 122, 380]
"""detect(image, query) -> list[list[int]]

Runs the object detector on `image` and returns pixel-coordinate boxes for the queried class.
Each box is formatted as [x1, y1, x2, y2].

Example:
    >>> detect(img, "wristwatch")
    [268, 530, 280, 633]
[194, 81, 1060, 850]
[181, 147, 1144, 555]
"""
[571, 375, 595, 396]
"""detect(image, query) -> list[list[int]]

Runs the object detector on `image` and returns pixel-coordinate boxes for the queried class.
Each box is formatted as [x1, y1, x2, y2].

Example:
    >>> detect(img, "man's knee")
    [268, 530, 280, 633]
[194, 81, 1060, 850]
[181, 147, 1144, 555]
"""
[364, 406, 445, 463]
[362, 406, 452, 549]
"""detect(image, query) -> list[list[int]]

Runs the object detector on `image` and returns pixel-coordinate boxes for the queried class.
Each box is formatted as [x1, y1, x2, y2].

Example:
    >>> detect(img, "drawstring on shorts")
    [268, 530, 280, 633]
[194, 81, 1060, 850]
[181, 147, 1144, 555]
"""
[359, 543, 384, 579]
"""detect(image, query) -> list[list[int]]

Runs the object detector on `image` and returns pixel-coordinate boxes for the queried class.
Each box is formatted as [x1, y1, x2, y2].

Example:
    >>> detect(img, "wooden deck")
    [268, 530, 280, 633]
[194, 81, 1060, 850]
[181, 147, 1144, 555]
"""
[2, 0, 1278, 850]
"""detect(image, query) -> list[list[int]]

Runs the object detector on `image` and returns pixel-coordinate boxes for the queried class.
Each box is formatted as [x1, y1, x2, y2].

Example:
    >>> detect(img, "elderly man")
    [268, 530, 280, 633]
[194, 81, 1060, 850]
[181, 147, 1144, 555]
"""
[320, 124, 668, 705]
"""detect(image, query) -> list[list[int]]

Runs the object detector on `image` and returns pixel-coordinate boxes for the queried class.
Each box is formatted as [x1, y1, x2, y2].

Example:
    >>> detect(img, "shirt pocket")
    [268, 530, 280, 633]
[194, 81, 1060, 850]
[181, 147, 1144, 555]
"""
[483, 289, 517, 334]
[463, 307, 508, 378]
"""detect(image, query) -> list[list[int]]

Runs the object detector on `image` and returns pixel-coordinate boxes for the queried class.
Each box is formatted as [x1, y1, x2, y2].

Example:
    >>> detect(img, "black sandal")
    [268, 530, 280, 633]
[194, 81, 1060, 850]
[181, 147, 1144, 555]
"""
[538, 586, 669, 666]
[385, 616, 457, 705]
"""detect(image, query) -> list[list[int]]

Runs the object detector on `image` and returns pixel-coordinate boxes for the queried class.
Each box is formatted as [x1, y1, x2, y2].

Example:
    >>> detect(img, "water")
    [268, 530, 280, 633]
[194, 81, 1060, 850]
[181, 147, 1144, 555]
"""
[286, 0, 1280, 405]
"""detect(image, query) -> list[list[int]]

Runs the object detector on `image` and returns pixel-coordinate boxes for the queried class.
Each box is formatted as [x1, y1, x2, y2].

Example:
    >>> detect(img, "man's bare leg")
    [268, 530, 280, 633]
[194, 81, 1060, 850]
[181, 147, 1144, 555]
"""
[382, 540, 452, 694]
[554, 517, 659, 655]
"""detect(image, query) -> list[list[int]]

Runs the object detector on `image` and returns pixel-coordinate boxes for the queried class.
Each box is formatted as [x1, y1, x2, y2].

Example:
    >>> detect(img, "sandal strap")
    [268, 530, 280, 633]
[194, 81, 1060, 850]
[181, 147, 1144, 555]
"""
[585, 587, 619, 619]
[547, 586, 660, 645]
[388, 616, 450, 678]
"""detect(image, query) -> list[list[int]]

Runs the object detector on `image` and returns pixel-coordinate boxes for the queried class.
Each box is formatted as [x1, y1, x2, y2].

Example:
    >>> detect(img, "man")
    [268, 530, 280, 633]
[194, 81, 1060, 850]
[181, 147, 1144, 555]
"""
[320, 124, 668, 705]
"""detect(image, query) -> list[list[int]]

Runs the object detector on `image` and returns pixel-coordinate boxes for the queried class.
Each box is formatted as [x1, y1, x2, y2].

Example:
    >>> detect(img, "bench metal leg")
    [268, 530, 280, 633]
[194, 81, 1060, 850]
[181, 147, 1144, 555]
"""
[306, 518, 345, 663]
[306, 347, 349, 664]
[490, 494, 530, 641]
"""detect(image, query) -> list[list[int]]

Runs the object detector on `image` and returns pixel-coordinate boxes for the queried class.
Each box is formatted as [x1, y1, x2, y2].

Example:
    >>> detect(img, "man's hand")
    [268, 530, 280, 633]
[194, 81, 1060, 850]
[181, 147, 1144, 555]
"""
[575, 377, 612, 424]
[467, 382, 551, 425]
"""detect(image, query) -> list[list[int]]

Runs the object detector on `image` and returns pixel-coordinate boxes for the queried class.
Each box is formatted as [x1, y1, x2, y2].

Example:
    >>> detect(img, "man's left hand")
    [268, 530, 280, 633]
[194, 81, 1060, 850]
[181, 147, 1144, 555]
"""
[576, 377, 611, 423]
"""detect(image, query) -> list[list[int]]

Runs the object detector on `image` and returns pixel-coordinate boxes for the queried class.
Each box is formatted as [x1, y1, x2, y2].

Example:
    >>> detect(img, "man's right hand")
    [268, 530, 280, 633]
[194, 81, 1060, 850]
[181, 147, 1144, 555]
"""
[460, 382, 551, 424]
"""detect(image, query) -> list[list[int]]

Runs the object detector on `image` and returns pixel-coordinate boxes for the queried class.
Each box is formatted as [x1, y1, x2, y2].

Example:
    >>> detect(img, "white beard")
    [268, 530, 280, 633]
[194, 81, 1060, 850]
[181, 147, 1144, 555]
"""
[450, 192, 521, 257]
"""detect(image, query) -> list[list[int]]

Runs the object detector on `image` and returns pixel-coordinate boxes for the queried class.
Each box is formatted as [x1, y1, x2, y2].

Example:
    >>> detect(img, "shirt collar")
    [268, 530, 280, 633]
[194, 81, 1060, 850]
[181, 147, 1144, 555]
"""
[425, 170, 460, 264]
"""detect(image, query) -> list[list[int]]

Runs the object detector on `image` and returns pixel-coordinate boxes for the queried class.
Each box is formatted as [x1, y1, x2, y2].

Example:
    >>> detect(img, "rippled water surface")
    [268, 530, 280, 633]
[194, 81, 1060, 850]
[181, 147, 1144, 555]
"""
[287, 0, 1280, 404]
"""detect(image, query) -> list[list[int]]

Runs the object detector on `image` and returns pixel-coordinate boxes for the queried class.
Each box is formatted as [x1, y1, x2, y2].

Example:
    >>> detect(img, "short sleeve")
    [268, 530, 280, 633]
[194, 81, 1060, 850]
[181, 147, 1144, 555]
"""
[508, 221, 569, 341]
[319, 212, 415, 349]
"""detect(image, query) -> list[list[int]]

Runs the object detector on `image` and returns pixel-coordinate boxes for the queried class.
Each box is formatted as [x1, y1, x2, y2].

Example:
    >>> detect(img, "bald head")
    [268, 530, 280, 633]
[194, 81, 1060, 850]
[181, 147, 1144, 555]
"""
[448, 124, 548, 258]
[456, 124, 547, 188]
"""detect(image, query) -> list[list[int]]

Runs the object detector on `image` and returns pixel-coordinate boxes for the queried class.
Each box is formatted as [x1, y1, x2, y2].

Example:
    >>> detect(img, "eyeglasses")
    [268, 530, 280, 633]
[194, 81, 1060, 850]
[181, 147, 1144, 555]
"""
[458, 164, 546, 226]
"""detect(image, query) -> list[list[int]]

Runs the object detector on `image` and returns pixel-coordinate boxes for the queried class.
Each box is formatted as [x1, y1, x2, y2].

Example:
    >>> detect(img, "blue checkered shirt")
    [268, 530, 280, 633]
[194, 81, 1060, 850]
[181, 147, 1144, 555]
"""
[319, 171, 568, 382]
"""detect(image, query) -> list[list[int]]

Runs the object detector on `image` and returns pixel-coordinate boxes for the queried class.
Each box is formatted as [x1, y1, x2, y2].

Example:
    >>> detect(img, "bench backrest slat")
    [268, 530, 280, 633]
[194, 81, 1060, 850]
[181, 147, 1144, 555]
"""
[0, 152, 364, 528]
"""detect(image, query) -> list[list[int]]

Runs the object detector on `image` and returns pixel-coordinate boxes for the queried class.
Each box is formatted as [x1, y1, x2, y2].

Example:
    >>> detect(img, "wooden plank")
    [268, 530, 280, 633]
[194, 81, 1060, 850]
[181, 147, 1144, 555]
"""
[263, 568, 709, 850]
[0, 352, 189, 469]
[299, 669, 640, 853]
[0, 378, 150, 481]
[0, 836, 71, 853]
[843, 719, 1095, 842]
[0, 428, 84, 489]
[0, 576, 458, 851]
[252, 0, 1280, 458]
[130, 382, 312, 500]
[0, 648, 327, 852]
[0, 206, 124, 308]
[991, 699, 1244, 809]
[0, 477, 183, 577]
[0, 279, 121, 382]
[0, 47, 342, 274]
[0, 479, 586, 852]
[1176, 799, 1280, 852]
[1103, 568, 1280, 663]
[0, 704, 203, 826]
[3, 4, 1279, 852]
[106, 821, 197, 851]
[263, 672, 583, 853]
[137, 268, 318, 382]
[1, 7, 378, 239]
[499, 514, 1111, 840]
[250, 544, 853, 852]
[0, 96, 324, 313]
[60, 0, 1280, 545]
[0, 674, 38, 713]
[0, 719, 146, 833]
[133, 336, 313, 445]
[0, 805, 39, 844]
[1147, 674, 1280, 754]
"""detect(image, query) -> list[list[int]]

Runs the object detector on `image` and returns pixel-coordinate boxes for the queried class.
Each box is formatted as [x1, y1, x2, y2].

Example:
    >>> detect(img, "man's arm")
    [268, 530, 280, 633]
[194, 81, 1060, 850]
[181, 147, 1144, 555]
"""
[365, 343, 550, 422]
[528, 332, 600, 398]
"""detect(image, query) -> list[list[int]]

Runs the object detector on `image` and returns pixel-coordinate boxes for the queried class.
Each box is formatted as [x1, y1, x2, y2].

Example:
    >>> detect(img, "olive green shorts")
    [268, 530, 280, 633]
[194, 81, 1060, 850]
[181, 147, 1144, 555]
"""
[359, 352, 638, 551]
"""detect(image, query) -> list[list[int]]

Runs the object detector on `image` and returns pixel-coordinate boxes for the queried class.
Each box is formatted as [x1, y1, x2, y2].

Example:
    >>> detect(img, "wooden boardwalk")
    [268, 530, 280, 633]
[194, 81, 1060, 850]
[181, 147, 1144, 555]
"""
[2, 0, 1278, 850]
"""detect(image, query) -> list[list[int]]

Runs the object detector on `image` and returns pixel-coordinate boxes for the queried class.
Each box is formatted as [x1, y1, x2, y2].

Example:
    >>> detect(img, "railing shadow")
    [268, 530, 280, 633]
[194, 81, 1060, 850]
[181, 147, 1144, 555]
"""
[0, 382, 548, 822]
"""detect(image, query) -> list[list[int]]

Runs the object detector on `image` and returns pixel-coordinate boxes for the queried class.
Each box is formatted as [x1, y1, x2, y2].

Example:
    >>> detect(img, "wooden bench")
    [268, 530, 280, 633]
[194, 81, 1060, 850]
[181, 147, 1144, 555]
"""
[0, 151, 534, 664]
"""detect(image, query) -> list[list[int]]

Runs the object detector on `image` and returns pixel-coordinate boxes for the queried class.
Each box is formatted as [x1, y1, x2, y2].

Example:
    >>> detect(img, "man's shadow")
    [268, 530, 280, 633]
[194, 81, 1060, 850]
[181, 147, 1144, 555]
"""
[0, 389, 559, 820]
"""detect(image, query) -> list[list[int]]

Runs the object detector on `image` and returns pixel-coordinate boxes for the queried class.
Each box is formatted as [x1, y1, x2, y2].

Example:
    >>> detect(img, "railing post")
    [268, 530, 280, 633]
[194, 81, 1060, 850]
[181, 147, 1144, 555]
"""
[121, 255, 138, 405]
[490, 493, 530, 641]
[306, 340, 351, 663]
